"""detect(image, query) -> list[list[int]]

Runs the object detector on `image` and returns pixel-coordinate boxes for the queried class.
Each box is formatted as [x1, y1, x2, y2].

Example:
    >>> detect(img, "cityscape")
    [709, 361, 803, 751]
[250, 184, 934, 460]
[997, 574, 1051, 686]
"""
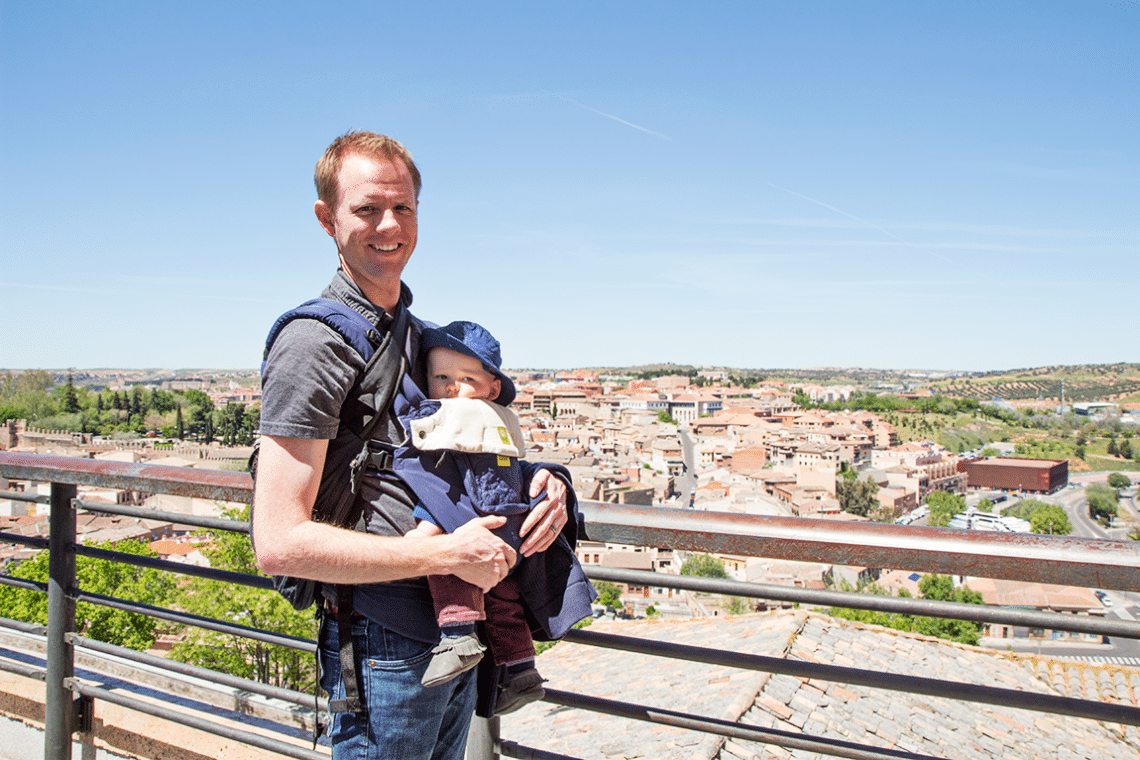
[2, 360, 1139, 758]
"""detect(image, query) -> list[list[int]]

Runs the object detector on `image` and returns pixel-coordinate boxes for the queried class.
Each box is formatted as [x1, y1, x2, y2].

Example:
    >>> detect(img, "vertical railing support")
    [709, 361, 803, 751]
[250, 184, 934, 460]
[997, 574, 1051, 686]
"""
[467, 715, 499, 760]
[45, 483, 77, 760]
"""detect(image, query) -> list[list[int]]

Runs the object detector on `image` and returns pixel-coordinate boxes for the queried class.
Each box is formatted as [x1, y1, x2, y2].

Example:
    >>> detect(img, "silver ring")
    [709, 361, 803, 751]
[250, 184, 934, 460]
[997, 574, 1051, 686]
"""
[549, 525, 557, 534]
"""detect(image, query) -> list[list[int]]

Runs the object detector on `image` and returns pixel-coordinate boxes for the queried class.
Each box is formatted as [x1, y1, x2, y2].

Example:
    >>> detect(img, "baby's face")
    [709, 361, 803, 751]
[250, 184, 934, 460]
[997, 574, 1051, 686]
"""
[426, 347, 501, 401]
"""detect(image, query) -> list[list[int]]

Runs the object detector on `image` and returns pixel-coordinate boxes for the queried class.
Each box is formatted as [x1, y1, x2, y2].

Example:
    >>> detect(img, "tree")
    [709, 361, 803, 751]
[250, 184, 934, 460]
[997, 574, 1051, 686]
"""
[827, 573, 985, 645]
[837, 476, 879, 517]
[912, 574, 985, 645]
[680, 553, 728, 579]
[725, 597, 753, 615]
[977, 498, 994, 513]
[61, 372, 80, 414]
[1107, 472, 1131, 490]
[593, 581, 624, 610]
[925, 491, 966, 528]
[0, 539, 175, 650]
[218, 403, 248, 446]
[1028, 503, 1073, 535]
[1086, 484, 1118, 526]
[1119, 439, 1134, 460]
[168, 506, 317, 690]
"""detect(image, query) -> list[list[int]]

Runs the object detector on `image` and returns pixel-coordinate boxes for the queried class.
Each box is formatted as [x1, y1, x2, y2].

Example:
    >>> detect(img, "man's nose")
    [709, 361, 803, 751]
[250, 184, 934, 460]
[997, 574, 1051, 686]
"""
[376, 210, 399, 232]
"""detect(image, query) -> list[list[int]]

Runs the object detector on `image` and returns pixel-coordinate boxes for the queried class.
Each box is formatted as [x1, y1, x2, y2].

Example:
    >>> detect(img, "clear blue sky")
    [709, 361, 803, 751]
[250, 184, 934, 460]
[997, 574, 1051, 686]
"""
[2, 1, 1135, 373]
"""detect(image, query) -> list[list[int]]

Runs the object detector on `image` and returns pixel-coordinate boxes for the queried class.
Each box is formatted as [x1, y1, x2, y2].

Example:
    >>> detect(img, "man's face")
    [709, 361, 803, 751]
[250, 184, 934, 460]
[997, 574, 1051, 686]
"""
[427, 347, 501, 402]
[315, 152, 418, 304]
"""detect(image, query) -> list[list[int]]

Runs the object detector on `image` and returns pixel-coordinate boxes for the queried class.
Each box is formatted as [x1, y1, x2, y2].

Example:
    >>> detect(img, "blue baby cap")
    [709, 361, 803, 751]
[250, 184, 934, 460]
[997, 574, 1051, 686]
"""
[421, 320, 517, 406]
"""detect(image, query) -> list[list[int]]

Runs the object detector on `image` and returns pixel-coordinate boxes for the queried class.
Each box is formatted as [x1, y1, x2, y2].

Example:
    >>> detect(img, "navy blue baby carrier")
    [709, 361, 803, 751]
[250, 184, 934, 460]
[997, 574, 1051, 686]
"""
[391, 387, 542, 553]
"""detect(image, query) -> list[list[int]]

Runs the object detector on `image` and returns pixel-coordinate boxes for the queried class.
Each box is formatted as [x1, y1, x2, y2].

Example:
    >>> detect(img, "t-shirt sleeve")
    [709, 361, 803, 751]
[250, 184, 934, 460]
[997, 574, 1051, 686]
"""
[258, 319, 363, 439]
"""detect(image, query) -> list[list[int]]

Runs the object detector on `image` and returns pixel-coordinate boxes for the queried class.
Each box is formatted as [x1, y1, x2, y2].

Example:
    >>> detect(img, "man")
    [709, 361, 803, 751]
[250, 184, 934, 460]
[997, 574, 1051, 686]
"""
[253, 131, 569, 760]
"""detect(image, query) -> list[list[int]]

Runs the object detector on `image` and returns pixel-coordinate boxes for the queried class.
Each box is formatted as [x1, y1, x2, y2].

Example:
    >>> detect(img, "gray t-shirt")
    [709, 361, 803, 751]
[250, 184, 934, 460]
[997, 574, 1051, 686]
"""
[259, 270, 439, 641]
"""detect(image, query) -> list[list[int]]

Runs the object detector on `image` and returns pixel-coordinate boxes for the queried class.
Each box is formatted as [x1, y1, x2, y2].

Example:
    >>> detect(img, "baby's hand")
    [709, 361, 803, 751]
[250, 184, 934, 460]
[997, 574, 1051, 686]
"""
[407, 520, 444, 539]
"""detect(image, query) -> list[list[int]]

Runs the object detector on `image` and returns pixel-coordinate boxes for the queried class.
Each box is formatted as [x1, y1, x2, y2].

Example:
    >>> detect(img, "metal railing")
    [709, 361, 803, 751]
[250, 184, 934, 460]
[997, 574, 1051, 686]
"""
[1, 451, 1138, 760]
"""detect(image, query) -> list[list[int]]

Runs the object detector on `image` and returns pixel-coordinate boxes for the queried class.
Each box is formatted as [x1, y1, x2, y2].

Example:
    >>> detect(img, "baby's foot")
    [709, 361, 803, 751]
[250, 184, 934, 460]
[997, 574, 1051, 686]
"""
[421, 633, 486, 687]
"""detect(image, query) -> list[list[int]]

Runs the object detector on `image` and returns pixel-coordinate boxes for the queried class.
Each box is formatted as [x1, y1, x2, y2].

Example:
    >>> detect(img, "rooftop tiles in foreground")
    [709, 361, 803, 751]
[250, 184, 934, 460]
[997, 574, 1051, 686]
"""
[502, 609, 1140, 760]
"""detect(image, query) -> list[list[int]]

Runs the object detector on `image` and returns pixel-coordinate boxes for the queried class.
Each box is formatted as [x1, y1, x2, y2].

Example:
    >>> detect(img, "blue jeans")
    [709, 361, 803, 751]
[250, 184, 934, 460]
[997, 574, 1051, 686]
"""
[319, 614, 477, 760]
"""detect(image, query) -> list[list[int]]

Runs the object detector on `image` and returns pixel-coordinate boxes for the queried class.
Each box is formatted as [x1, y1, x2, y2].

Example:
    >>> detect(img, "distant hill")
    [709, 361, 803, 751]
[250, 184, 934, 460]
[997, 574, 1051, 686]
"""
[926, 363, 1140, 405]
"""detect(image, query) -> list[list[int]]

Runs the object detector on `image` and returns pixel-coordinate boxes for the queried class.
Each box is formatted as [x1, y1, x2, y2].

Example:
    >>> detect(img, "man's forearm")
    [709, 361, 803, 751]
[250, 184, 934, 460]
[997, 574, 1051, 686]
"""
[252, 434, 513, 591]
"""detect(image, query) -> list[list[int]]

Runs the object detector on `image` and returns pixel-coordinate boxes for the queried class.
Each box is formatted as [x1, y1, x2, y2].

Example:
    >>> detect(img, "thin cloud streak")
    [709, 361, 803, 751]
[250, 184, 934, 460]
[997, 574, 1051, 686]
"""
[766, 182, 909, 244]
[549, 92, 672, 141]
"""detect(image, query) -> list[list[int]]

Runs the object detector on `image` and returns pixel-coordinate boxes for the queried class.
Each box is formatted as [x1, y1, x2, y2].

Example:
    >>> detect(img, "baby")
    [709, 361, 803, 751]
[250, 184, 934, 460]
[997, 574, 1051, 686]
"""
[402, 321, 581, 714]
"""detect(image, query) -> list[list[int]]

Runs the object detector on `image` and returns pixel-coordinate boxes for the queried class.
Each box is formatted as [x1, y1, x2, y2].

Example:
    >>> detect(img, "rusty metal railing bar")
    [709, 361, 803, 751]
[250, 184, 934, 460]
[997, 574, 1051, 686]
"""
[73, 499, 251, 533]
[542, 688, 945, 760]
[578, 502, 1140, 591]
[5, 452, 1138, 587]
[585, 566, 1140, 639]
[64, 678, 329, 760]
[0, 452, 253, 503]
[71, 589, 317, 653]
[563, 628, 1140, 726]
[68, 634, 326, 711]
[73, 542, 274, 589]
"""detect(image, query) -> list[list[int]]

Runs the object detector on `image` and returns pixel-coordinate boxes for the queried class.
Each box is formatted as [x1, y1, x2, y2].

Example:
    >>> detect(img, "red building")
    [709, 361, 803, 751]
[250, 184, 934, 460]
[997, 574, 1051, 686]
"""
[958, 457, 1068, 494]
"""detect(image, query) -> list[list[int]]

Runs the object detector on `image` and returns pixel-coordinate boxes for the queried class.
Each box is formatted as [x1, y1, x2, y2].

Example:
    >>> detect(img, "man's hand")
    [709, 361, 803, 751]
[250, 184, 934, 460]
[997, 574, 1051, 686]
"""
[518, 469, 569, 557]
[447, 515, 517, 592]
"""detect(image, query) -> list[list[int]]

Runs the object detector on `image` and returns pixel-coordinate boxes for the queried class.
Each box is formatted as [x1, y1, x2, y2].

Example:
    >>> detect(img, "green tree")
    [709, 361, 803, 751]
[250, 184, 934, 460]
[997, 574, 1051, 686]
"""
[593, 581, 624, 610]
[977, 498, 994, 513]
[1120, 439, 1134, 460]
[837, 476, 879, 517]
[680, 553, 728, 579]
[1086, 484, 1118, 526]
[725, 597, 753, 615]
[925, 491, 966, 527]
[912, 574, 985, 645]
[1027, 503, 1073, 535]
[61, 372, 80, 414]
[656, 410, 678, 425]
[168, 507, 317, 690]
[1107, 472, 1131, 490]
[217, 403, 248, 446]
[0, 539, 175, 650]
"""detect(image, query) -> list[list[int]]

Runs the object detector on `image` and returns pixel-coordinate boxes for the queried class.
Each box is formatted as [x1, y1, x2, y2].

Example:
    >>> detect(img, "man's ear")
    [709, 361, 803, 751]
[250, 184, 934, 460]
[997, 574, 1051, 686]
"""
[314, 200, 336, 237]
[490, 378, 502, 403]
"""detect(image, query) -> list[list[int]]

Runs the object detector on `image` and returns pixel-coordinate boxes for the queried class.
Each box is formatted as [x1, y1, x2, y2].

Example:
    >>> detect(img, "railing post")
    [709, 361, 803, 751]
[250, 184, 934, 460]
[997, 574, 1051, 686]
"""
[45, 482, 78, 760]
[466, 715, 498, 760]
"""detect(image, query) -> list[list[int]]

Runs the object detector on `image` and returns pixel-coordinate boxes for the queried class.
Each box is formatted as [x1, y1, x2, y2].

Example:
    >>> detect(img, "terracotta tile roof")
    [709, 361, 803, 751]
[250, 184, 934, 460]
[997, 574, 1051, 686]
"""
[502, 610, 1139, 759]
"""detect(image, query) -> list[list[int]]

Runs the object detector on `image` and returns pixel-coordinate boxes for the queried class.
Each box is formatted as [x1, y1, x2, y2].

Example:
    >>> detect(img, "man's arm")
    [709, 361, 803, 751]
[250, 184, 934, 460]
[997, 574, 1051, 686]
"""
[252, 434, 514, 592]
